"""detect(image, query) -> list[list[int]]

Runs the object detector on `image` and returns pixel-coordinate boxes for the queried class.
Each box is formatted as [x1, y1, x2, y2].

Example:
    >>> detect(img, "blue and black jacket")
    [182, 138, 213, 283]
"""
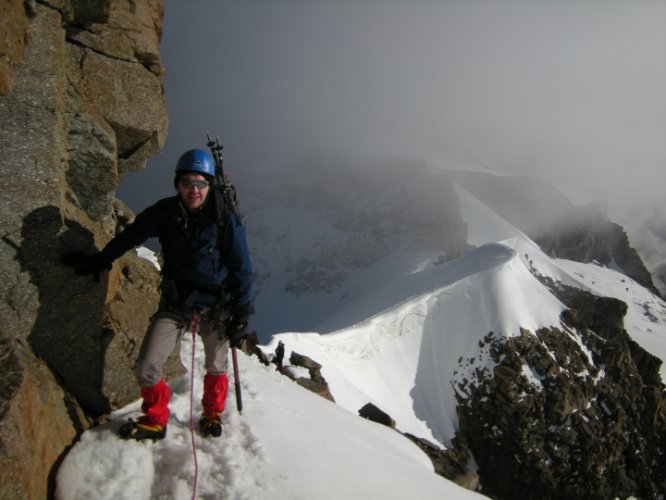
[98, 195, 252, 310]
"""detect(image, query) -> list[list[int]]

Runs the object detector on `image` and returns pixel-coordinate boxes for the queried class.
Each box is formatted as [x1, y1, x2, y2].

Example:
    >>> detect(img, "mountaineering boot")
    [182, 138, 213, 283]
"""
[199, 413, 222, 438]
[118, 380, 171, 440]
[119, 418, 166, 441]
[200, 373, 228, 437]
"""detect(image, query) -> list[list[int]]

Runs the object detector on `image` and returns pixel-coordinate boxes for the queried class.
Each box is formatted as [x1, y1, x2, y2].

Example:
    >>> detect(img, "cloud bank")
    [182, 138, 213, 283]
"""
[119, 0, 665, 224]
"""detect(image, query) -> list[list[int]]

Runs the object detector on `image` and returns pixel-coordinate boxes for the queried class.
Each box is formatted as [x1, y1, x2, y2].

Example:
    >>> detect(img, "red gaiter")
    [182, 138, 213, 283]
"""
[140, 379, 171, 428]
[202, 373, 229, 417]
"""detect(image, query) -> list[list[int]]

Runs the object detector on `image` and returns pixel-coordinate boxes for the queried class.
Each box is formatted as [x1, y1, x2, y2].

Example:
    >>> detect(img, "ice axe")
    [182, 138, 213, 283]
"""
[231, 346, 243, 414]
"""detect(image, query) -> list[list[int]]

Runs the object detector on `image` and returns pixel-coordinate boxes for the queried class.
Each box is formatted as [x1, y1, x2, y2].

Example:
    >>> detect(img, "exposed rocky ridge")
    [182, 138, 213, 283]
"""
[342, 277, 665, 497]
[254, 340, 335, 403]
[0, 1, 168, 498]
[450, 285, 666, 498]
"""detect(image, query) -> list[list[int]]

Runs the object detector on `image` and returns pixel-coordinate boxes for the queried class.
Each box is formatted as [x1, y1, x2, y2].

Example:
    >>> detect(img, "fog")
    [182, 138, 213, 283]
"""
[117, 0, 665, 267]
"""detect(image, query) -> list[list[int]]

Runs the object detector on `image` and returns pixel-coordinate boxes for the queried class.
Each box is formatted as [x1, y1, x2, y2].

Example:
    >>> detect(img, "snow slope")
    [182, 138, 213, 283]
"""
[56, 333, 483, 500]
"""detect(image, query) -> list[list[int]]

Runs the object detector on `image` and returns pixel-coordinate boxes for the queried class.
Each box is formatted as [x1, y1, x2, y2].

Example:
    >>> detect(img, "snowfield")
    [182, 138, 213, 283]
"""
[56, 331, 483, 500]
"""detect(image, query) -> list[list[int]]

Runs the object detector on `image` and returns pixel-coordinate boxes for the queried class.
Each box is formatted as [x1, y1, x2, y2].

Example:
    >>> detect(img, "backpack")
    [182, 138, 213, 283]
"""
[213, 173, 245, 228]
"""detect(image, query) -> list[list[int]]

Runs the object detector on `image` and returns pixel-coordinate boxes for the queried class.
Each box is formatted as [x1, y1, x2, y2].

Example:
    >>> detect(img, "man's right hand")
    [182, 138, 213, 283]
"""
[225, 302, 252, 347]
[62, 253, 110, 282]
[226, 320, 248, 348]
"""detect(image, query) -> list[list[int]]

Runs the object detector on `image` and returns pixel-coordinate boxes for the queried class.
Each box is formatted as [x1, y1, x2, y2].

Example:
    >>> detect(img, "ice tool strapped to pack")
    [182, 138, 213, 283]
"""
[206, 132, 244, 228]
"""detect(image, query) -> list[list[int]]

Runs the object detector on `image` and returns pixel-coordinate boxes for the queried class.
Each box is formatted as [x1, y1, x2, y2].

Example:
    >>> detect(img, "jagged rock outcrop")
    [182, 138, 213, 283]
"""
[0, 1, 169, 498]
[535, 205, 661, 298]
[403, 433, 479, 492]
[452, 287, 666, 499]
[287, 351, 335, 402]
[255, 341, 335, 402]
[358, 402, 395, 428]
[357, 403, 480, 490]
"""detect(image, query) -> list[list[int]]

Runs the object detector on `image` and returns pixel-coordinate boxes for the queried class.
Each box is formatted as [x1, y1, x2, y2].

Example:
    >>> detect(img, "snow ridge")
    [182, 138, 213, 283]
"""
[268, 241, 565, 446]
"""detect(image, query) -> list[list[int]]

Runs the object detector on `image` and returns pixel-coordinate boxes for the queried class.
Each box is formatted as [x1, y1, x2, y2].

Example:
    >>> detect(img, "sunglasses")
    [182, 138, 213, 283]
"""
[179, 178, 210, 190]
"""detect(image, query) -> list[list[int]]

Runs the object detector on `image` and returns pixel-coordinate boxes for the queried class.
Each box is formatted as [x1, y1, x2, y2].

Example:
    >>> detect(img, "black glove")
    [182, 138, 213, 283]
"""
[226, 320, 248, 348]
[62, 253, 111, 282]
[225, 302, 251, 347]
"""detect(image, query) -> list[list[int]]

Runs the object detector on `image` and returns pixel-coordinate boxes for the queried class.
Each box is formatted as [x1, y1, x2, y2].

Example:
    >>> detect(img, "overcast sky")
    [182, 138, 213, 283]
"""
[118, 0, 666, 216]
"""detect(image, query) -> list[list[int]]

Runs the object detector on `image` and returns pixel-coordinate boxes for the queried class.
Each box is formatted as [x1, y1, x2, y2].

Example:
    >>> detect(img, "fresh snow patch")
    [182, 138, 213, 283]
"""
[136, 246, 160, 270]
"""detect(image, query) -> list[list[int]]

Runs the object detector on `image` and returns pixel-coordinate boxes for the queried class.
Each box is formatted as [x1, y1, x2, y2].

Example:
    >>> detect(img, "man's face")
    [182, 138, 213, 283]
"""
[178, 172, 210, 210]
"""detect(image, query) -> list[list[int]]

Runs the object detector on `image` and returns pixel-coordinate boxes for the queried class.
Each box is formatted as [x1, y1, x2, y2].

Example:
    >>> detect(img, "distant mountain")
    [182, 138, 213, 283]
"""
[619, 203, 666, 298]
[244, 157, 471, 339]
[245, 161, 662, 339]
[448, 170, 661, 297]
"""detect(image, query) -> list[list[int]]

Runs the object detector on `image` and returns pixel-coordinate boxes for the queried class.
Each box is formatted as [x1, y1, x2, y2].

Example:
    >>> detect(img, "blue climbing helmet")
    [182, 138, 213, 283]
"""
[175, 149, 215, 176]
[174, 149, 215, 188]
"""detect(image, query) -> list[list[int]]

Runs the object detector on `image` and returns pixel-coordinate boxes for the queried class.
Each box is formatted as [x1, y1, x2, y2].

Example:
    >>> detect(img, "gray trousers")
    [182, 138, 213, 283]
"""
[134, 310, 229, 387]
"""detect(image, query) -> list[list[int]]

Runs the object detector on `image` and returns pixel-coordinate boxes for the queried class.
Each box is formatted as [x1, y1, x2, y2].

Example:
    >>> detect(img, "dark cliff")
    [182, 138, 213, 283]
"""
[0, 1, 178, 498]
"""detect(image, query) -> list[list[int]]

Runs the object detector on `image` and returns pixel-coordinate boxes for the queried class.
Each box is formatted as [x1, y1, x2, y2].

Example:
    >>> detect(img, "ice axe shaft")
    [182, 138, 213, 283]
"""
[231, 346, 243, 414]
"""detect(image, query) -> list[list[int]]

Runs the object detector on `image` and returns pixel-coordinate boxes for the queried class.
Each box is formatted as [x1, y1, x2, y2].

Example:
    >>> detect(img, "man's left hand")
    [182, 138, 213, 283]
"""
[226, 320, 248, 348]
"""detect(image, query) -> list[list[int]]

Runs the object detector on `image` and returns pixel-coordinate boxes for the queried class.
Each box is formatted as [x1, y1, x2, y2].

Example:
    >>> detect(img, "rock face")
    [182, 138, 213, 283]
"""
[0, 0, 29, 96]
[359, 403, 395, 428]
[254, 341, 336, 402]
[534, 205, 661, 298]
[0, 1, 171, 498]
[453, 285, 666, 498]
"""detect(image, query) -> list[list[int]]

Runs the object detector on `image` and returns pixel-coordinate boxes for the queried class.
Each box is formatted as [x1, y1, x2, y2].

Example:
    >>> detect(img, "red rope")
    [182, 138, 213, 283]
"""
[189, 310, 200, 500]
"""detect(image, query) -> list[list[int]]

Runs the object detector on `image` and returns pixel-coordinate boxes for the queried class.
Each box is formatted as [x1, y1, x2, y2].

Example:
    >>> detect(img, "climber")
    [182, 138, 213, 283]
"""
[64, 148, 252, 440]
